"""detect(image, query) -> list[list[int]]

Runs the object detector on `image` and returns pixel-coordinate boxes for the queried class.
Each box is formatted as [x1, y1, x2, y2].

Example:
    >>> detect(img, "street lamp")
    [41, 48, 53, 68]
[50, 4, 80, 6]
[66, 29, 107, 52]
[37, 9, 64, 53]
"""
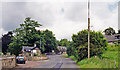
[88, 0, 90, 59]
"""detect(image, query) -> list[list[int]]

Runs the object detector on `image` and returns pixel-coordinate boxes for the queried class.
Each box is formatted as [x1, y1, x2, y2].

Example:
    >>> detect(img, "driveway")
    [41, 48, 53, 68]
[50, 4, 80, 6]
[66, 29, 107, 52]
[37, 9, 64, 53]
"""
[34, 55, 80, 68]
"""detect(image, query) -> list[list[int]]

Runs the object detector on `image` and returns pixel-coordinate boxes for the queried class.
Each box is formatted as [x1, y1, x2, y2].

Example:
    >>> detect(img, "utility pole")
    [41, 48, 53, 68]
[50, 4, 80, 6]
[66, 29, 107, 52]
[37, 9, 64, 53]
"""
[40, 39, 41, 49]
[88, 0, 90, 59]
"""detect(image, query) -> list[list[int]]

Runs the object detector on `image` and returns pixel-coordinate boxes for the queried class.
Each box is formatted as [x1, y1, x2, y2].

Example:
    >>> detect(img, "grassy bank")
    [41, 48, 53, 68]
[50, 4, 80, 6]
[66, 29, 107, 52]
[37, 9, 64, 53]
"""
[62, 45, 119, 68]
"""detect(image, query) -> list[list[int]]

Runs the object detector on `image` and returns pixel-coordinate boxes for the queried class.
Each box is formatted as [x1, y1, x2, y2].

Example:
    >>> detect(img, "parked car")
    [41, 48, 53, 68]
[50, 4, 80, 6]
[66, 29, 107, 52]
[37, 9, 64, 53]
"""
[16, 56, 26, 64]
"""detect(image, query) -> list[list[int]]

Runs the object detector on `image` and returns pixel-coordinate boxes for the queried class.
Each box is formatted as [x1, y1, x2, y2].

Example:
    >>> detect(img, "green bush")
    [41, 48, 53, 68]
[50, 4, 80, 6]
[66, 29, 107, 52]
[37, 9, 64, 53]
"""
[34, 53, 39, 56]
[0, 52, 2, 55]
[67, 30, 108, 61]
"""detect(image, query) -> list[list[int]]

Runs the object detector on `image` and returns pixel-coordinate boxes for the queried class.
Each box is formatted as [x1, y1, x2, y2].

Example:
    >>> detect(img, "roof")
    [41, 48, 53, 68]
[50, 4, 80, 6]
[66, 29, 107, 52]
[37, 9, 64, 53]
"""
[22, 46, 41, 52]
[22, 46, 34, 52]
[31, 47, 41, 50]
[104, 34, 120, 42]
[104, 35, 116, 42]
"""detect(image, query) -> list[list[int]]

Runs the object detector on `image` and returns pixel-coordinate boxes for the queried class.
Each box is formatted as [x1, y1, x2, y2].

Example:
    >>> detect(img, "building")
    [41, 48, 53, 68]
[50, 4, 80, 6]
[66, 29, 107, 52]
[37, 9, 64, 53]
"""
[21, 45, 41, 56]
[57, 46, 67, 54]
[104, 34, 120, 45]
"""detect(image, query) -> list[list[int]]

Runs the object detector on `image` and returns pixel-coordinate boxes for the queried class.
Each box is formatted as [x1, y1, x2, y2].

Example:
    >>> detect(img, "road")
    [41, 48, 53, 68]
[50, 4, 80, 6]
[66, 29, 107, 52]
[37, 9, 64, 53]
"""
[34, 55, 80, 68]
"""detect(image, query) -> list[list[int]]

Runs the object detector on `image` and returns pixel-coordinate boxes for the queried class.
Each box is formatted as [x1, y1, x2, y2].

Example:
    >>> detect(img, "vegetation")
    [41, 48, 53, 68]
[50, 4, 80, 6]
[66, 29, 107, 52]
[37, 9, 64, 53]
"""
[57, 39, 71, 47]
[2, 32, 13, 54]
[67, 30, 108, 61]
[43, 29, 58, 53]
[104, 27, 116, 35]
[6, 17, 58, 56]
[0, 52, 2, 55]
[63, 45, 119, 68]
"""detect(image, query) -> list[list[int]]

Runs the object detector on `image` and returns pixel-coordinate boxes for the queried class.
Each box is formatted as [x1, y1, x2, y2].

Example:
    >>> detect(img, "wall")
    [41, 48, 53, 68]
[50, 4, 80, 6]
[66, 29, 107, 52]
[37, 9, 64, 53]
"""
[0, 58, 2, 70]
[27, 56, 48, 61]
[1, 55, 16, 68]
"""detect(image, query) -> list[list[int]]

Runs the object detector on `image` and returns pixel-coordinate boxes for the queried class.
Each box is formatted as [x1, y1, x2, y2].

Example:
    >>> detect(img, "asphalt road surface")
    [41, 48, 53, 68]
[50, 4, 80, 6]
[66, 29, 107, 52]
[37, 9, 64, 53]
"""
[34, 55, 80, 68]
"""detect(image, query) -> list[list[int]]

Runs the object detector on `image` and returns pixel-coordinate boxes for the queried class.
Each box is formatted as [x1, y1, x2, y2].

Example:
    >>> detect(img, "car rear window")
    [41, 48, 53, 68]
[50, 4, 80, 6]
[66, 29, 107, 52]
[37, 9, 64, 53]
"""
[17, 57, 24, 59]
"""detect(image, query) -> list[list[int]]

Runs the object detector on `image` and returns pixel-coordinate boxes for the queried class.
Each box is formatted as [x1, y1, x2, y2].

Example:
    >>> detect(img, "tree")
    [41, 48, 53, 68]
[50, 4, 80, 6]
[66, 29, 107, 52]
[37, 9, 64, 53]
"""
[104, 27, 116, 35]
[2, 32, 13, 54]
[43, 29, 58, 53]
[8, 17, 59, 55]
[118, 29, 120, 34]
[8, 17, 43, 55]
[67, 29, 108, 61]
[19, 17, 42, 46]
[58, 39, 70, 47]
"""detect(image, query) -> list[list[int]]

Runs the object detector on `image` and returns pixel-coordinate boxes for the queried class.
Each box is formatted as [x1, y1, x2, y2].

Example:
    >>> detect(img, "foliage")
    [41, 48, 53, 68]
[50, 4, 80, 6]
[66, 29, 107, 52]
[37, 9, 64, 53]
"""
[63, 45, 119, 68]
[34, 53, 39, 56]
[2, 32, 13, 54]
[118, 29, 120, 34]
[67, 29, 108, 61]
[61, 54, 68, 58]
[79, 45, 118, 68]
[104, 27, 116, 35]
[43, 29, 58, 53]
[57, 39, 70, 47]
[66, 41, 75, 56]
[8, 17, 58, 55]
[0, 52, 2, 55]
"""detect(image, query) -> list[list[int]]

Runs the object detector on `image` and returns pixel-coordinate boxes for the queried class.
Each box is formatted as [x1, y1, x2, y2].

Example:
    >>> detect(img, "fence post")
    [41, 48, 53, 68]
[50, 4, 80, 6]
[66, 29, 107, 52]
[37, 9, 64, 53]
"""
[109, 60, 111, 68]
[101, 57, 102, 61]
[114, 60, 116, 68]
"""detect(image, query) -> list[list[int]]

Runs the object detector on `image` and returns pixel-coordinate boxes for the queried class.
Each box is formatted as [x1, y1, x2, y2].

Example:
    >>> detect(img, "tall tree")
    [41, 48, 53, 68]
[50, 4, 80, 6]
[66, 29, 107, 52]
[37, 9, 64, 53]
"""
[67, 30, 108, 61]
[58, 39, 70, 47]
[8, 17, 43, 55]
[2, 32, 13, 54]
[118, 29, 120, 34]
[104, 27, 116, 35]
[43, 29, 58, 53]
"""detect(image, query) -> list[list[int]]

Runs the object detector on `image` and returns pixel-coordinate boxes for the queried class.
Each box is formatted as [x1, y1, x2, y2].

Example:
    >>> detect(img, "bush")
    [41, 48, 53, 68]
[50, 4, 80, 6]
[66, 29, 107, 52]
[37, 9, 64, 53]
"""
[0, 52, 2, 55]
[67, 30, 108, 61]
[34, 53, 39, 56]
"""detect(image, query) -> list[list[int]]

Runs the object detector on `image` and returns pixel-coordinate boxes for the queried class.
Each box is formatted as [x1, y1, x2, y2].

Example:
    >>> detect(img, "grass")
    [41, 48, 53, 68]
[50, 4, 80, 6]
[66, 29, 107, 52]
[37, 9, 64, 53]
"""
[61, 45, 119, 68]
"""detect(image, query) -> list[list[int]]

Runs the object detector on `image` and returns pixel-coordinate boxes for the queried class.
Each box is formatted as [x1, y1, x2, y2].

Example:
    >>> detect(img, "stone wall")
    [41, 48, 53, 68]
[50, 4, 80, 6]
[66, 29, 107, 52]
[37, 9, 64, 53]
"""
[1, 55, 16, 68]
[0, 58, 2, 70]
[27, 56, 48, 61]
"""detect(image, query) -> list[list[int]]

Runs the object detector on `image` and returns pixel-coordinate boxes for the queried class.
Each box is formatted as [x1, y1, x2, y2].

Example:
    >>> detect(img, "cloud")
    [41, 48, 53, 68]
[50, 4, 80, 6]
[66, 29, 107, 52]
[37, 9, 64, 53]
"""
[90, 2, 118, 32]
[2, 2, 28, 31]
[1, 1, 118, 40]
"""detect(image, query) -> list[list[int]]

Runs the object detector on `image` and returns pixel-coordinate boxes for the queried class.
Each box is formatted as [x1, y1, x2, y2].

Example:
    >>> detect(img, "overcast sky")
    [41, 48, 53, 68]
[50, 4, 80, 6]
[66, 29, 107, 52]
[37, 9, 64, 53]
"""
[0, 0, 119, 41]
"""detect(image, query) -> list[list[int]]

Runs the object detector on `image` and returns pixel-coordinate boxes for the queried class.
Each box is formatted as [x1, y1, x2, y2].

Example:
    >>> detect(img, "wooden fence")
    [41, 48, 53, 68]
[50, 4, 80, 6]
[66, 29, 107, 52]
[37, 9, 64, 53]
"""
[95, 56, 117, 68]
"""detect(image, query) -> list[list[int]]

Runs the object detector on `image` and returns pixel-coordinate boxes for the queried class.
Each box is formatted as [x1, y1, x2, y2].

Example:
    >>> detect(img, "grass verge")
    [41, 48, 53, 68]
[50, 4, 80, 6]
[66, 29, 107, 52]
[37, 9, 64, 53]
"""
[61, 45, 119, 68]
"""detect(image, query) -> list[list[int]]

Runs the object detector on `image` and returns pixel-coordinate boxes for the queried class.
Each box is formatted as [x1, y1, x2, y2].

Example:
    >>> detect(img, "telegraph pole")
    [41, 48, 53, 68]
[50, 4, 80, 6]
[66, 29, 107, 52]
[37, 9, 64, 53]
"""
[40, 39, 41, 49]
[88, 0, 90, 59]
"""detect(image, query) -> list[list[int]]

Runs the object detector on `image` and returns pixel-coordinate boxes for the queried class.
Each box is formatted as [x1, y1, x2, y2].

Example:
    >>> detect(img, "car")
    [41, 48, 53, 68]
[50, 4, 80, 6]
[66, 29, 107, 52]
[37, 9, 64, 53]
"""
[16, 56, 26, 64]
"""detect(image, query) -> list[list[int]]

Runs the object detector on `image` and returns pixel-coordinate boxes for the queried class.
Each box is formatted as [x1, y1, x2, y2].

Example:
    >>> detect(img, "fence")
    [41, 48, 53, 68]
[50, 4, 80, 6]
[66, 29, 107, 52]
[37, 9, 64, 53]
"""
[95, 56, 117, 68]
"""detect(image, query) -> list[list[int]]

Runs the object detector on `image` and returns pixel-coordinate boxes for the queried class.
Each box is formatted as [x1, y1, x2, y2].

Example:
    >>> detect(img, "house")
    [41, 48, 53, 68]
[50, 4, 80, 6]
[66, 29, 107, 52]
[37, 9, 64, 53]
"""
[57, 46, 67, 54]
[21, 44, 41, 56]
[104, 34, 120, 45]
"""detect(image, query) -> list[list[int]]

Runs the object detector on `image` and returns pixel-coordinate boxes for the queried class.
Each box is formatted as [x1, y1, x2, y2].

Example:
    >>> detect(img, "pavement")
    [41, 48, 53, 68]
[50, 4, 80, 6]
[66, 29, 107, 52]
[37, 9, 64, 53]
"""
[34, 55, 80, 68]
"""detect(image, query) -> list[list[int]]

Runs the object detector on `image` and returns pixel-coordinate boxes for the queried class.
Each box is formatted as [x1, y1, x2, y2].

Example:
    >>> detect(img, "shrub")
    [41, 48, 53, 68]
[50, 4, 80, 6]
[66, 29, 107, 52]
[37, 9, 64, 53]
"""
[34, 53, 39, 56]
[67, 30, 108, 61]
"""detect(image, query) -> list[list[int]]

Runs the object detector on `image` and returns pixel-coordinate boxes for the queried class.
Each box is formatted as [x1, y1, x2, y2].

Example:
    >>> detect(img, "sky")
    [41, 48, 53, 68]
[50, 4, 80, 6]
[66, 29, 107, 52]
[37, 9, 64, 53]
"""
[0, 0, 119, 41]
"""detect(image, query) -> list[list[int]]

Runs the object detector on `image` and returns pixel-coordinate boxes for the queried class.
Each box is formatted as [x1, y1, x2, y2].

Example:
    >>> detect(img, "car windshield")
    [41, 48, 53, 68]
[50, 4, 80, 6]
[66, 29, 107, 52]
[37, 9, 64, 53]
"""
[17, 57, 24, 59]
